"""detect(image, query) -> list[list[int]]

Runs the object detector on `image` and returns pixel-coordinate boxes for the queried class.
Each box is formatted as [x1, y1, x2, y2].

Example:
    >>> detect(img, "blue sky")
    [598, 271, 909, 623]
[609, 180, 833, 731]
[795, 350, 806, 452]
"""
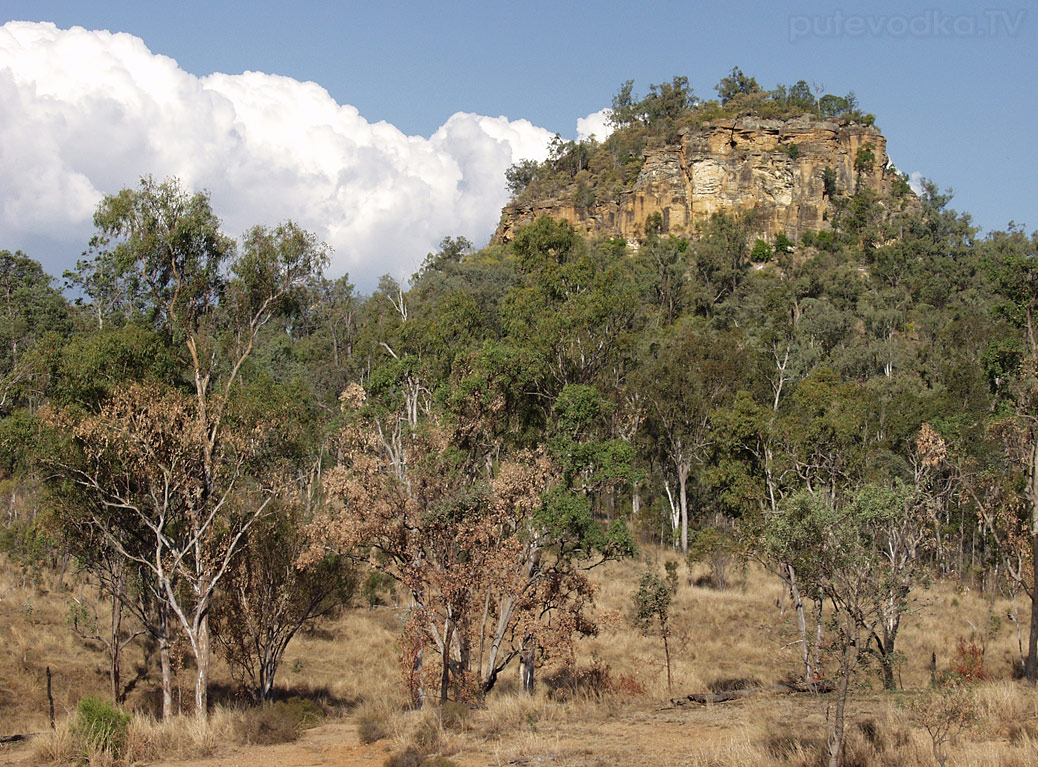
[0, 0, 1034, 287]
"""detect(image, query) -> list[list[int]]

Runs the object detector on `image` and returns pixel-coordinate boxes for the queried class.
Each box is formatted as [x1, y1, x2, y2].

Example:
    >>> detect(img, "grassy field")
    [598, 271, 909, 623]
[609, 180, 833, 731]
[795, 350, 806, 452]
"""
[3, 549, 1038, 766]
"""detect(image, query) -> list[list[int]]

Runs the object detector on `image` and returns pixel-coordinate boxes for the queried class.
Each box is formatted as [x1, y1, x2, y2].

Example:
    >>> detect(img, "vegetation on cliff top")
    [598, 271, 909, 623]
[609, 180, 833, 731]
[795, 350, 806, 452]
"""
[505, 67, 876, 209]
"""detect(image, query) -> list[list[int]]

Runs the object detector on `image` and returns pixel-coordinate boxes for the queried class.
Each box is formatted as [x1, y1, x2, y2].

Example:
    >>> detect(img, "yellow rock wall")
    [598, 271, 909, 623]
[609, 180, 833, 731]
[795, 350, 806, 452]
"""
[495, 116, 894, 244]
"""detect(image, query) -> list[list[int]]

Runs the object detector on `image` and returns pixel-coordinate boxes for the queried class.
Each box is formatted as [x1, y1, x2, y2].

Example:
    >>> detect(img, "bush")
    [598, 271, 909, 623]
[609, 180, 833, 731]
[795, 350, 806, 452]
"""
[236, 697, 324, 745]
[546, 660, 645, 702]
[949, 637, 988, 682]
[707, 676, 761, 693]
[437, 701, 470, 732]
[750, 239, 774, 262]
[663, 560, 679, 594]
[385, 745, 424, 767]
[357, 711, 389, 744]
[686, 523, 739, 591]
[73, 696, 132, 759]
[363, 570, 396, 607]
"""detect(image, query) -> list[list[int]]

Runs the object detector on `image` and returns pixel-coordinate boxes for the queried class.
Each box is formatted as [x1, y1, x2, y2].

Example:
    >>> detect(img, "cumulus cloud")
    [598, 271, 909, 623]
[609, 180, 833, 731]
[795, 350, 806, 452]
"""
[576, 108, 613, 142]
[908, 171, 925, 196]
[0, 21, 559, 288]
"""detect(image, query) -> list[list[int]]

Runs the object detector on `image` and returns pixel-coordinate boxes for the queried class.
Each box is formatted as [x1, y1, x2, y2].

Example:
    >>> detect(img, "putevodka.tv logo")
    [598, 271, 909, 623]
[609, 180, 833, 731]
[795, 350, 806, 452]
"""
[789, 9, 1026, 42]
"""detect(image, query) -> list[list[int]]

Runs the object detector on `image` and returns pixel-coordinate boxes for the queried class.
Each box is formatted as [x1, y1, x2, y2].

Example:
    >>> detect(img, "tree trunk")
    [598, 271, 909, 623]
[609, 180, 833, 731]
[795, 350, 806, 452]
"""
[53, 552, 69, 593]
[827, 639, 859, 767]
[519, 641, 535, 694]
[1027, 432, 1038, 681]
[194, 613, 210, 719]
[413, 645, 425, 709]
[159, 635, 173, 720]
[878, 621, 900, 691]
[662, 632, 672, 692]
[440, 620, 454, 704]
[1026, 532, 1038, 681]
[787, 564, 813, 683]
[110, 590, 123, 703]
[678, 464, 689, 556]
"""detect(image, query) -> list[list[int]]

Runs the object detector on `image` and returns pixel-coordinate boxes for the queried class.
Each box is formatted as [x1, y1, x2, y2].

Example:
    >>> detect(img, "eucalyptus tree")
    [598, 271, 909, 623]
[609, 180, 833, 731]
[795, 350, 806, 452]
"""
[638, 322, 746, 553]
[47, 176, 328, 717]
[977, 226, 1038, 681]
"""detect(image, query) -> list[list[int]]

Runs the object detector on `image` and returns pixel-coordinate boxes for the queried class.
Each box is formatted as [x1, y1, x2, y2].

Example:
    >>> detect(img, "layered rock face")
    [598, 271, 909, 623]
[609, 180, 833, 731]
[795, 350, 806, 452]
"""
[495, 116, 894, 244]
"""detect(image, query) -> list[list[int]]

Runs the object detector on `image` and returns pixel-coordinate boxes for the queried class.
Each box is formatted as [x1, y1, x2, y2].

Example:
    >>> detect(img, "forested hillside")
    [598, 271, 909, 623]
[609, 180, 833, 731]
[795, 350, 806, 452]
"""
[3, 74, 1038, 767]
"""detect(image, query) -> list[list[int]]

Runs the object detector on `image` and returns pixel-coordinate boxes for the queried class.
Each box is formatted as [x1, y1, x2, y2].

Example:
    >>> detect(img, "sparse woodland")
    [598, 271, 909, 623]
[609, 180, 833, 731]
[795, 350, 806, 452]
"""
[4, 74, 1038, 767]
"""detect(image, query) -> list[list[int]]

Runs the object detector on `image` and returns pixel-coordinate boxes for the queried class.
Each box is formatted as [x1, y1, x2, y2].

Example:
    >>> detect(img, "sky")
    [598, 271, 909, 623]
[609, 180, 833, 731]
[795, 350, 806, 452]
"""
[0, 1, 1034, 290]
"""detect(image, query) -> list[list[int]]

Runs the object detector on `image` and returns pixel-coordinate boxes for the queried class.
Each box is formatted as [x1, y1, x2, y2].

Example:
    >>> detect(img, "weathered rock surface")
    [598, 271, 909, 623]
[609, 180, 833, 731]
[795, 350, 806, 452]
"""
[495, 116, 894, 244]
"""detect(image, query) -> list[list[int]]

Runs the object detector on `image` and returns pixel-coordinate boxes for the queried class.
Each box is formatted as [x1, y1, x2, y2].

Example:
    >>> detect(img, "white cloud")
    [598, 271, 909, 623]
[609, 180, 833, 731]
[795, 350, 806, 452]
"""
[576, 108, 613, 142]
[908, 171, 925, 196]
[0, 21, 558, 288]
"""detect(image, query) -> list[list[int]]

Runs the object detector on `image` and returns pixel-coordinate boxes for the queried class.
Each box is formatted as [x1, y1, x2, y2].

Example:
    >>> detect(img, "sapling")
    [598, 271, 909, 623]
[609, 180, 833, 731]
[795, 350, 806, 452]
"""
[634, 572, 673, 691]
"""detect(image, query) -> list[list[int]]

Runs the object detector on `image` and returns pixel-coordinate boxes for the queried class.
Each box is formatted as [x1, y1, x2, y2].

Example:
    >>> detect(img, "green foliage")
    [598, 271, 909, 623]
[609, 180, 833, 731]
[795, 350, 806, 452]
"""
[633, 572, 671, 635]
[715, 67, 761, 105]
[73, 696, 131, 757]
[509, 74, 871, 212]
[750, 239, 774, 262]
[822, 166, 838, 198]
[609, 75, 694, 132]
[686, 524, 740, 590]
[505, 159, 539, 198]
[633, 571, 673, 688]
[663, 560, 679, 594]
[362, 570, 397, 607]
[854, 142, 876, 174]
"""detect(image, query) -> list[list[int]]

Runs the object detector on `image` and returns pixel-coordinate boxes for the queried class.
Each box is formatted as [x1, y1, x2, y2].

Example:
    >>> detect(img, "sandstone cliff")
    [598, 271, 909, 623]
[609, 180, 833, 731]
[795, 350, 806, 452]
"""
[495, 116, 895, 244]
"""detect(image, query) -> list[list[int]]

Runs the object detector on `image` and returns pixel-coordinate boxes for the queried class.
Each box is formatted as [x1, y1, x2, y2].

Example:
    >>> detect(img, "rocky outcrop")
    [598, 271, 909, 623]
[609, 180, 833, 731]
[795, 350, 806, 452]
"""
[495, 116, 895, 244]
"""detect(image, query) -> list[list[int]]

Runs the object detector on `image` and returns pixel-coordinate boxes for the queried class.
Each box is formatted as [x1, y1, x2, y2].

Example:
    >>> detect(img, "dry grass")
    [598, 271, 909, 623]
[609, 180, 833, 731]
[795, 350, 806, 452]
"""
[30, 709, 239, 765]
[5, 545, 1038, 766]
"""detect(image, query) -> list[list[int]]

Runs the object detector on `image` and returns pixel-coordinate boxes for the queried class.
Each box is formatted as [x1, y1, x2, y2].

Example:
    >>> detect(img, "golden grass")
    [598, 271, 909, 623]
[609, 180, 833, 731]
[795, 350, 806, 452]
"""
[5, 545, 1038, 767]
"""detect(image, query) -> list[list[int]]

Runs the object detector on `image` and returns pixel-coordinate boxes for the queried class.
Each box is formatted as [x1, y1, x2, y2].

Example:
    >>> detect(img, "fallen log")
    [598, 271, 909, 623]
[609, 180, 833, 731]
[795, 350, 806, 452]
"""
[0, 733, 40, 744]
[676, 688, 761, 704]
[669, 680, 836, 707]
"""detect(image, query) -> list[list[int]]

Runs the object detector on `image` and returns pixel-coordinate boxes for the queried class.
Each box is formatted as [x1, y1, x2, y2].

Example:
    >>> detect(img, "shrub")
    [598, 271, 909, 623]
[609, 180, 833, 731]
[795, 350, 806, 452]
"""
[73, 695, 131, 759]
[907, 683, 976, 767]
[424, 758, 459, 767]
[751, 239, 774, 262]
[411, 712, 444, 753]
[686, 524, 739, 591]
[385, 745, 424, 767]
[546, 660, 645, 702]
[949, 637, 988, 682]
[437, 701, 470, 731]
[236, 697, 324, 745]
[707, 676, 761, 693]
[663, 560, 679, 594]
[357, 712, 389, 744]
[774, 232, 794, 254]
[363, 570, 396, 607]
